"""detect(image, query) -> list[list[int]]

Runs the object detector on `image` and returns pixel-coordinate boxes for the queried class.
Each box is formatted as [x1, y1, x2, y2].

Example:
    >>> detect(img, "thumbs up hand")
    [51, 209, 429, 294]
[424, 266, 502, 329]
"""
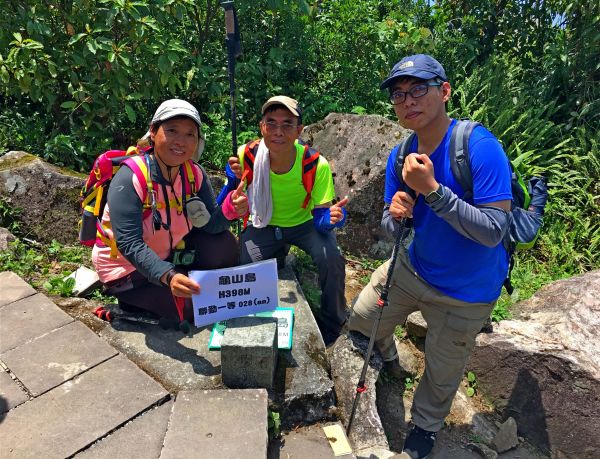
[329, 196, 349, 225]
[230, 179, 249, 217]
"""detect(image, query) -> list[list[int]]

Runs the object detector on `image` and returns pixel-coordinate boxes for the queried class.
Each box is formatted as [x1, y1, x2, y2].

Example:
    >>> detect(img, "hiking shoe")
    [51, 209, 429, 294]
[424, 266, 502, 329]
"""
[382, 357, 406, 380]
[158, 317, 176, 330]
[322, 328, 340, 347]
[479, 317, 493, 334]
[178, 320, 192, 334]
[315, 317, 341, 347]
[402, 425, 437, 459]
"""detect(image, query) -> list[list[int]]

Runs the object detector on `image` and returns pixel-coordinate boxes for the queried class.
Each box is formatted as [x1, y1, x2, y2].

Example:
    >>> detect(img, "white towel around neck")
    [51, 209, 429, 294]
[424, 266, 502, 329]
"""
[247, 139, 273, 228]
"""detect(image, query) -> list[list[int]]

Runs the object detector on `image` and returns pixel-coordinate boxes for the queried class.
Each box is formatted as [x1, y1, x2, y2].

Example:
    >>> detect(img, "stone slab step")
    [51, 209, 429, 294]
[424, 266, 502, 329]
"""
[268, 423, 356, 459]
[1, 320, 118, 396]
[0, 293, 73, 353]
[160, 389, 269, 459]
[0, 271, 36, 308]
[0, 369, 29, 414]
[99, 320, 223, 391]
[0, 354, 168, 459]
[75, 401, 174, 459]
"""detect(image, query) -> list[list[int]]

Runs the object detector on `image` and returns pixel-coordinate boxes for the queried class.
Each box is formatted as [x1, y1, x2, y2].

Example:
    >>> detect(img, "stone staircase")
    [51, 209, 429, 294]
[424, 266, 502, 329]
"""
[0, 271, 274, 458]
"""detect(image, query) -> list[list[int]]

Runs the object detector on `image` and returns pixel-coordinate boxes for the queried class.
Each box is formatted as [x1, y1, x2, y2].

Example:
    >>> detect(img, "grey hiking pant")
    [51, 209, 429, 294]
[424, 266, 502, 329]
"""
[348, 249, 495, 432]
[240, 220, 347, 334]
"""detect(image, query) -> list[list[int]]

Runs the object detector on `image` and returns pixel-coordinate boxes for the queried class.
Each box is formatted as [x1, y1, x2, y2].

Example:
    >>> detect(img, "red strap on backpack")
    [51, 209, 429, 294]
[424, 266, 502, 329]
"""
[173, 295, 186, 323]
[301, 144, 320, 208]
[243, 139, 260, 186]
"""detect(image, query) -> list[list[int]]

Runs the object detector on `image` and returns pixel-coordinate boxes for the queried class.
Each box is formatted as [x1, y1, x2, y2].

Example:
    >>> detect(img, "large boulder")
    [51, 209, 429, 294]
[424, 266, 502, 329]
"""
[301, 113, 409, 258]
[0, 151, 85, 244]
[468, 270, 600, 458]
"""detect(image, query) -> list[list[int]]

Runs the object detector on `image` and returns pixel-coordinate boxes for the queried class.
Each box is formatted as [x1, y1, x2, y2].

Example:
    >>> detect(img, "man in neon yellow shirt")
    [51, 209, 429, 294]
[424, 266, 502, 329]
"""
[228, 96, 348, 345]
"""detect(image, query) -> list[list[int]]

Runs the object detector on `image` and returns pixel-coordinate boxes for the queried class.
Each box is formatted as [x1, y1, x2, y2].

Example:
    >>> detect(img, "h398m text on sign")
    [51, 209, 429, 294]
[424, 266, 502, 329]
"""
[189, 259, 279, 328]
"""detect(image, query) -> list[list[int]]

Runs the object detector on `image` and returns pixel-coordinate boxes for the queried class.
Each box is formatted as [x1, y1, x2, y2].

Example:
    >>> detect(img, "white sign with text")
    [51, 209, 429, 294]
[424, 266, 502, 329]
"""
[189, 259, 278, 328]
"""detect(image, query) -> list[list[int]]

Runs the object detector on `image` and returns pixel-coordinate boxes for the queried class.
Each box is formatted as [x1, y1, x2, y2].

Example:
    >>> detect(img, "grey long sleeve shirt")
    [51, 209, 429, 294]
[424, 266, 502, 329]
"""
[381, 185, 509, 248]
[107, 157, 232, 285]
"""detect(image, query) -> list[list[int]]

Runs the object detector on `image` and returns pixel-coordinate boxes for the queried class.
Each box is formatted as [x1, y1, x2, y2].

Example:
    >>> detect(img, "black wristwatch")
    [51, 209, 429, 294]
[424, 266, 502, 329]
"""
[425, 185, 444, 204]
[163, 269, 177, 288]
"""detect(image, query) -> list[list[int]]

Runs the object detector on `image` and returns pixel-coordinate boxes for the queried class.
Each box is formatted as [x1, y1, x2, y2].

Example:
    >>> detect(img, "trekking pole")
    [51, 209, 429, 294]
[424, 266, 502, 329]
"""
[346, 205, 414, 436]
[220, 1, 244, 251]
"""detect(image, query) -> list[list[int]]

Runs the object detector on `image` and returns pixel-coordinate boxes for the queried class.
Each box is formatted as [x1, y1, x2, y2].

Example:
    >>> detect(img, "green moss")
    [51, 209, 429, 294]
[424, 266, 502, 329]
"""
[0, 152, 39, 171]
[0, 152, 86, 178]
[56, 166, 86, 178]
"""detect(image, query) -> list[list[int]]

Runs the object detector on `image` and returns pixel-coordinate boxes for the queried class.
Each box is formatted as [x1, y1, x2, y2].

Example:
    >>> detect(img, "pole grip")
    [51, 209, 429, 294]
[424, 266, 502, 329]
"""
[224, 9, 235, 34]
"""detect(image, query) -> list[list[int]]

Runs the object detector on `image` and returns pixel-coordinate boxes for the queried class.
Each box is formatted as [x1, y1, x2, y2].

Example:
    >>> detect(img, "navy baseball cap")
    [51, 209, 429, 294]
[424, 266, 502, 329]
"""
[380, 54, 448, 90]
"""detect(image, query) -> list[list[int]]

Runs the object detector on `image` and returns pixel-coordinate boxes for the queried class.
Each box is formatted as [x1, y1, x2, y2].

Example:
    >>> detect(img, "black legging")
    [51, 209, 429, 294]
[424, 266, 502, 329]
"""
[104, 230, 239, 321]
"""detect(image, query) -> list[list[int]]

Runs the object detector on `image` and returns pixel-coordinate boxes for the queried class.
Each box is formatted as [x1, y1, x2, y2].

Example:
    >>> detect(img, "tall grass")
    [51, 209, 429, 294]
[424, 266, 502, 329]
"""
[449, 60, 599, 317]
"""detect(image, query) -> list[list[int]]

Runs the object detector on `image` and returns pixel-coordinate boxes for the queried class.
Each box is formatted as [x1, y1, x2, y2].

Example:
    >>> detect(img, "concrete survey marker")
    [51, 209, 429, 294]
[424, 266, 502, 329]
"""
[221, 316, 278, 389]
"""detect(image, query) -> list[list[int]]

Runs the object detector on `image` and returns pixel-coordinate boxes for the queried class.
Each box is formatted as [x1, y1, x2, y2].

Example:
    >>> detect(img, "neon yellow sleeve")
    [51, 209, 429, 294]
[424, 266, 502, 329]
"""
[311, 156, 336, 206]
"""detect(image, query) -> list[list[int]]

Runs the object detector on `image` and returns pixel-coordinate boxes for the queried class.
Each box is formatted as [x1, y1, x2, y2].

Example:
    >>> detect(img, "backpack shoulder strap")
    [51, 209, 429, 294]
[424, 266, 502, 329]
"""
[301, 144, 320, 209]
[394, 132, 417, 184]
[182, 159, 201, 195]
[449, 120, 480, 201]
[243, 140, 260, 186]
[123, 154, 154, 210]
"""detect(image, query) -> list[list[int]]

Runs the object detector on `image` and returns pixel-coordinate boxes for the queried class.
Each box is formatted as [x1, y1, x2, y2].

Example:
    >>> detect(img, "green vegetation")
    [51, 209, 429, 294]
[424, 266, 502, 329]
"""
[0, 239, 47, 281]
[394, 325, 406, 340]
[43, 275, 76, 297]
[466, 371, 478, 397]
[289, 246, 322, 312]
[0, 238, 92, 292]
[1, 0, 597, 318]
[267, 410, 281, 439]
[403, 375, 420, 397]
[0, 197, 22, 234]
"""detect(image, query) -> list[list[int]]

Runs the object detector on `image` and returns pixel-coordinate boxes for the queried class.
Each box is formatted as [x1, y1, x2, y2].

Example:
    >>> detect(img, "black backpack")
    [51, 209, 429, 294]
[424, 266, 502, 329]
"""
[394, 120, 548, 293]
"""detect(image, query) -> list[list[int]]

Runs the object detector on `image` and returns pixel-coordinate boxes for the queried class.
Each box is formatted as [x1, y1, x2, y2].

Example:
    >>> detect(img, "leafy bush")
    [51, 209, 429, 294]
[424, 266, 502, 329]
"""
[43, 276, 76, 297]
[448, 54, 599, 322]
[0, 240, 46, 280]
[0, 198, 22, 234]
[0, 238, 91, 289]
[201, 112, 259, 170]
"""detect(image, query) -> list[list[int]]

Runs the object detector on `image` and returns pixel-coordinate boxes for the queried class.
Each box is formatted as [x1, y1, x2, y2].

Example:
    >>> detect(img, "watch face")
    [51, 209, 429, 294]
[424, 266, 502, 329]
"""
[425, 187, 443, 203]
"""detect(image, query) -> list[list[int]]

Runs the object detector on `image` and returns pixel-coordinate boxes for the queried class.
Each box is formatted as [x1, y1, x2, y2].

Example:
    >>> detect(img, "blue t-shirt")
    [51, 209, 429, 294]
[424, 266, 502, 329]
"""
[384, 119, 512, 303]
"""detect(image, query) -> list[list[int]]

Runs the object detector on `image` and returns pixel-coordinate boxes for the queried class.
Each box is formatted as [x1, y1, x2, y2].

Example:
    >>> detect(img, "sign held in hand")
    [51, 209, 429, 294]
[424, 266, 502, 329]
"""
[189, 259, 278, 328]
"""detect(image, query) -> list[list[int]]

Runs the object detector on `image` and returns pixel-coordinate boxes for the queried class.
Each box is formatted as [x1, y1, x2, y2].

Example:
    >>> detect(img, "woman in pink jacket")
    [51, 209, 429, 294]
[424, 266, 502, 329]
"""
[92, 99, 248, 327]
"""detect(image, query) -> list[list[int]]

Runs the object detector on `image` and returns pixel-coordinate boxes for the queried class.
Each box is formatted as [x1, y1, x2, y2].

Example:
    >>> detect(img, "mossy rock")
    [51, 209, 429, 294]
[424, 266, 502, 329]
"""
[0, 151, 84, 244]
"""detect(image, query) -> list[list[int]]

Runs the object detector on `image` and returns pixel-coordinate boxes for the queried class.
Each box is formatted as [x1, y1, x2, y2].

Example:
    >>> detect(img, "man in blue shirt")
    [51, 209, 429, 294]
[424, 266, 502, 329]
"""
[347, 54, 512, 458]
